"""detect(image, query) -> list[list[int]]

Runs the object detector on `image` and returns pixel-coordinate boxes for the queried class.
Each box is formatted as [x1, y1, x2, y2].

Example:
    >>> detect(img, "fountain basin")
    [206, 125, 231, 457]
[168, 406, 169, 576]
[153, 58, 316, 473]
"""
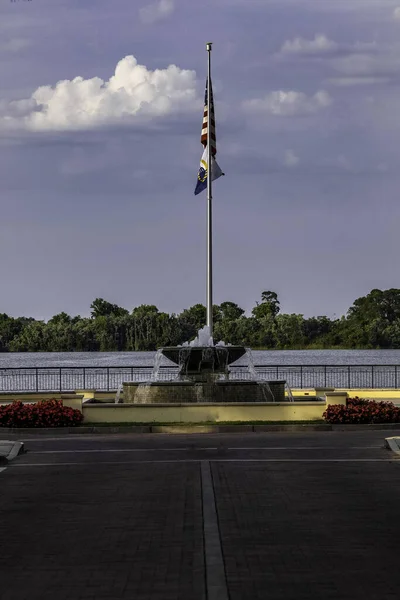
[123, 380, 285, 404]
[161, 345, 247, 377]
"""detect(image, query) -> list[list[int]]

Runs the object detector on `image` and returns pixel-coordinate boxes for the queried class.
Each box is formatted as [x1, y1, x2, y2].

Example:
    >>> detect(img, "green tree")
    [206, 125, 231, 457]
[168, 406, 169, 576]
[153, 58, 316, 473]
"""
[90, 298, 129, 319]
[9, 321, 47, 351]
[131, 305, 173, 350]
[342, 289, 400, 348]
[73, 318, 98, 351]
[348, 289, 400, 324]
[93, 316, 118, 351]
[6, 287, 400, 352]
[48, 312, 72, 325]
[234, 316, 262, 347]
[302, 316, 333, 347]
[0, 314, 33, 352]
[252, 291, 280, 320]
[275, 314, 306, 349]
[179, 304, 206, 331]
[219, 301, 245, 321]
[384, 321, 400, 349]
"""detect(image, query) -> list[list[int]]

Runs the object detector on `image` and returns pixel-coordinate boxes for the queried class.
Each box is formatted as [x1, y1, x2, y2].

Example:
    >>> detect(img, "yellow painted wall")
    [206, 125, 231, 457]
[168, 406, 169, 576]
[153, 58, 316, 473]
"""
[82, 402, 327, 424]
[325, 392, 347, 406]
[337, 389, 400, 400]
[75, 390, 96, 400]
[62, 396, 83, 412]
[0, 393, 64, 403]
[0, 393, 83, 412]
[2, 387, 400, 425]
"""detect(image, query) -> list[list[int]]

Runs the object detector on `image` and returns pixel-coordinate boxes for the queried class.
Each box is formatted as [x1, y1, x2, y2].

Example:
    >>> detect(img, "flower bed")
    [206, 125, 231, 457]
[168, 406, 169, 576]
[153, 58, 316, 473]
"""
[323, 396, 400, 424]
[0, 399, 83, 428]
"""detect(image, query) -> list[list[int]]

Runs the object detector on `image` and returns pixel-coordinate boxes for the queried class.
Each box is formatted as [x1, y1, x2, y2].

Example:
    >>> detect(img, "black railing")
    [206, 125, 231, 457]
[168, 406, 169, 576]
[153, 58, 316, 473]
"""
[0, 365, 399, 393]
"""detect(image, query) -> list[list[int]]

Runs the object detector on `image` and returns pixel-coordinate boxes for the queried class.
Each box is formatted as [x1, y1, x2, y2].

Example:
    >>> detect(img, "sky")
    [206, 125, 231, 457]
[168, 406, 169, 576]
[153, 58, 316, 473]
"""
[1, 0, 400, 321]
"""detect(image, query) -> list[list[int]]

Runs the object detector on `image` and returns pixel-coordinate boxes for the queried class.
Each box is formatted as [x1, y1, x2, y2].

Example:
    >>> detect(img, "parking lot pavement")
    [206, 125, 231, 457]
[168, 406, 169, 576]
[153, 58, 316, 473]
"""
[0, 430, 399, 600]
[0, 462, 205, 600]
[213, 459, 400, 600]
[0, 426, 394, 451]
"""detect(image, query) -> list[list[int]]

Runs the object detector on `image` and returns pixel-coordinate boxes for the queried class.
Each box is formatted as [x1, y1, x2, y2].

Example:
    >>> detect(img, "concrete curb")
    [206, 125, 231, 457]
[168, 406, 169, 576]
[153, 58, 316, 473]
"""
[0, 441, 25, 462]
[152, 425, 219, 434]
[7, 441, 24, 461]
[2, 422, 400, 435]
[2, 424, 329, 435]
[253, 424, 332, 432]
[384, 437, 400, 455]
[333, 423, 400, 431]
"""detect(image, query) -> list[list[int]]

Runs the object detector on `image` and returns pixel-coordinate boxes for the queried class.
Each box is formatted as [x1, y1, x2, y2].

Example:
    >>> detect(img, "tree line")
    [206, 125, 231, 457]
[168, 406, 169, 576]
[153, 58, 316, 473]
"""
[1, 289, 400, 352]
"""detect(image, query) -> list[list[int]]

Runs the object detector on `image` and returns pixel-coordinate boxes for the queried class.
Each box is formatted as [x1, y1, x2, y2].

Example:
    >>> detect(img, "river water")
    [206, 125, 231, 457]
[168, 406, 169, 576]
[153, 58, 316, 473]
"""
[0, 349, 400, 368]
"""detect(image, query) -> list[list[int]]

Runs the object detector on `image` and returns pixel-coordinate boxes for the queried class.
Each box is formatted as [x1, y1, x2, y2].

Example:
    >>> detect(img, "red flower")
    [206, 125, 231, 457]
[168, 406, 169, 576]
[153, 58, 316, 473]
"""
[0, 398, 83, 428]
[323, 397, 400, 425]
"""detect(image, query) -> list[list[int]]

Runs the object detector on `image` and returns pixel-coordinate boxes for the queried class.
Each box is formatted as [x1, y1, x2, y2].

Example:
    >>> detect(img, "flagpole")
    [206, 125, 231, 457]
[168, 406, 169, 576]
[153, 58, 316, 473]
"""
[206, 41, 213, 339]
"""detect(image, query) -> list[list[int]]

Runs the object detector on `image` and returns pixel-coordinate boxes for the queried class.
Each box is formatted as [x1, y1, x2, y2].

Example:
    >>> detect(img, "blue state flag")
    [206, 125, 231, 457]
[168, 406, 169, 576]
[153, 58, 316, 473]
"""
[194, 147, 224, 196]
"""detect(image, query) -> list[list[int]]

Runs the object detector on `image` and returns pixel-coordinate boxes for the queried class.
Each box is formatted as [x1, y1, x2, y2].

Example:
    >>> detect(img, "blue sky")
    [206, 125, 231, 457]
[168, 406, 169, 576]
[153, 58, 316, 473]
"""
[1, 0, 400, 321]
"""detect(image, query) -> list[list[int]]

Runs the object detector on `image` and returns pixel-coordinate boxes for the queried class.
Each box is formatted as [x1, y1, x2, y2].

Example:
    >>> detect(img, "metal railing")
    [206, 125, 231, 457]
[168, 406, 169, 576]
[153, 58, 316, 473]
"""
[0, 364, 399, 393]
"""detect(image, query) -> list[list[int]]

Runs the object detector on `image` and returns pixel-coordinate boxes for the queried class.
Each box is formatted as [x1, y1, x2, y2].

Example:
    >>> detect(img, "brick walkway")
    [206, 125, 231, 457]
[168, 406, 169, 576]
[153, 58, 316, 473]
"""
[0, 463, 205, 600]
[212, 460, 400, 600]
[1, 431, 400, 600]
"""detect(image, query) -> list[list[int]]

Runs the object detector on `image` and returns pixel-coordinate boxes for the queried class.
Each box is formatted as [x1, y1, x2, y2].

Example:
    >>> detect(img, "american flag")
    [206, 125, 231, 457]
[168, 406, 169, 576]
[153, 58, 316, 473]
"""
[201, 78, 217, 156]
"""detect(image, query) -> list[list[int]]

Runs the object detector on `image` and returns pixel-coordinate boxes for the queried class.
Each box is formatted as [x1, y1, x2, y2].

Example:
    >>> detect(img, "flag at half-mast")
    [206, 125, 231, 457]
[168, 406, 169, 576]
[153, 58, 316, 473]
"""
[194, 78, 224, 196]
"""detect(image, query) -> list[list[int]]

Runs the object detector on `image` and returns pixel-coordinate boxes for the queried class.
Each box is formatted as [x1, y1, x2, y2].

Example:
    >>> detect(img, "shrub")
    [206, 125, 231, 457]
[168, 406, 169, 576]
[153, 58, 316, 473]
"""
[0, 399, 83, 428]
[323, 396, 400, 424]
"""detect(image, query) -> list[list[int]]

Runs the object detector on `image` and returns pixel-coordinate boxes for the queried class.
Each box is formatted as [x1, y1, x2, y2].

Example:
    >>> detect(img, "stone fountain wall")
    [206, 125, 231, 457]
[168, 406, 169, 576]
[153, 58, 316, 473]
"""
[123, 380, 285, 404]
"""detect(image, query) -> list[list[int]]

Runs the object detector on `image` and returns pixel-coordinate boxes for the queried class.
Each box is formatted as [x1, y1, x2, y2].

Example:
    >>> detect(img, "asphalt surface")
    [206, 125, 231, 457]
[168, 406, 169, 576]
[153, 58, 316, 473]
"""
[0, 430, 400, 600]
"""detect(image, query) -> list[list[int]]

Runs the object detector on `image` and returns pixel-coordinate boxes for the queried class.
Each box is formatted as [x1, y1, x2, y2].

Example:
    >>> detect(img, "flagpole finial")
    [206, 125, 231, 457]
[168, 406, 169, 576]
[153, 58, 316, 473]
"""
[206, 42, 212, 52]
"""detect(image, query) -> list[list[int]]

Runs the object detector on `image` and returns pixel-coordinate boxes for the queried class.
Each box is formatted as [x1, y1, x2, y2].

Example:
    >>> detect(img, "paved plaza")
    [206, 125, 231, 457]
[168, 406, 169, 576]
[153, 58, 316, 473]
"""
[0, 430, 400, 599]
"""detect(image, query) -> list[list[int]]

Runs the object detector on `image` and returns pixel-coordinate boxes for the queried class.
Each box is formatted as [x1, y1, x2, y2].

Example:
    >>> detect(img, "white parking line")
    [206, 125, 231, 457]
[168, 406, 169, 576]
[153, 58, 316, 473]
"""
[201, 461, 229, 600]
[32, 447, 217, 454]
[5, 437, 101, 442]
[226, 446, 381, 450]
[0, 467, 7, 474]
[30, 445, 381, 454]
[9, 458, 396, 467]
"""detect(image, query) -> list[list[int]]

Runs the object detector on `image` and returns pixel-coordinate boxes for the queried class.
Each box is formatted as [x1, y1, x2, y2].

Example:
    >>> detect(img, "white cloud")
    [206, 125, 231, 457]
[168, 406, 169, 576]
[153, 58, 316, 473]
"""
[280, 34, 338, 55]
[393, 7, 400, 19]
[279, 36, 379, 62]
[284, 150, 300, 167]
[243, 90, 332, 117]
[139, 0, 175, 24]
[0, 55, 199, 132]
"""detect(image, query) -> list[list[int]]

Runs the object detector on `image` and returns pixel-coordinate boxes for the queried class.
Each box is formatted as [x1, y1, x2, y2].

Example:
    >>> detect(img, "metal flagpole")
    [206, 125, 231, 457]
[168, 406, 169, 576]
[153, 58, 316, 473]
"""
[206, 42, 213, 338]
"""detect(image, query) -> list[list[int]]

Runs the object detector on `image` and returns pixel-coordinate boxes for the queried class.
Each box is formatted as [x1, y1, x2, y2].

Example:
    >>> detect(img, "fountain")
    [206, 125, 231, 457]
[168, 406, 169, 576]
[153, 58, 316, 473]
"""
[115, 383, 123, 404]
[122, 326, 287, 404]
